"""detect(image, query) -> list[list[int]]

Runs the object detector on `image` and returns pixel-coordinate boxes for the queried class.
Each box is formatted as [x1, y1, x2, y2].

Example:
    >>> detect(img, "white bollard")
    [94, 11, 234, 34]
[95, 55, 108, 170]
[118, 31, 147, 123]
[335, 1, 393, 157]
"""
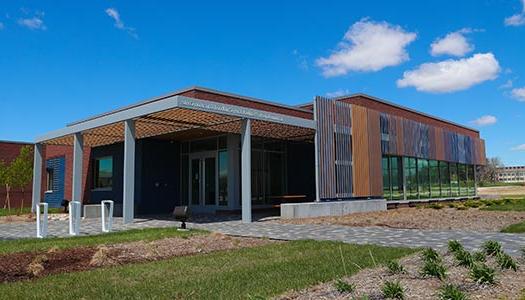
[36, 203, 48, 238]
[69, 201, 81, 236]
[101, 200, 114, 233]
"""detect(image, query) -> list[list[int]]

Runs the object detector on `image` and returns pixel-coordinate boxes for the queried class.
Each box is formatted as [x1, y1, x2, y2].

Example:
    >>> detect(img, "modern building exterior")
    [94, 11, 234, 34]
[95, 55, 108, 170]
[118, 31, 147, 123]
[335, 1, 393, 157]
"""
[0, 140, 34, 208]
[31, 86, 486, 222]
[497, 166, 525, 183]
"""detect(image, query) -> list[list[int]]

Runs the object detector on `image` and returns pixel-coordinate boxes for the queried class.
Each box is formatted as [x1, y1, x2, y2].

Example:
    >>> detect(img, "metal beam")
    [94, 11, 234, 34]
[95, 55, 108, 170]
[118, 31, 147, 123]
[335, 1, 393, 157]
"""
[313, 100, 320, 202]
[123, 119, 136, 224]
[241, 119, 252, 223]
[31, 143, 43, 212]
[72, 133, 83, 203]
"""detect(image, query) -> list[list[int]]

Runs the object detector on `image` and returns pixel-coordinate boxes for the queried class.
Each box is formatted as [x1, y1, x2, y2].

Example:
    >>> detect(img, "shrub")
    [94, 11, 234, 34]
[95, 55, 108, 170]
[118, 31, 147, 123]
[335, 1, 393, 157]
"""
[456, 205, 468, 211]
[482, 240, 502, 256]
[472, 251, 486, 262]
[382, 280, 405, 299]
[470, 263, 496, 285]
[421, 248, 441, 263]
[454, 249, 474, 268]
[421, 260, 447, 280]
[522, 247, 525, 260]
[386, 260, 406, 275]
[428, 203, 444, 210]
[333, 279, 355, 293]
[464, 200, 482, 208]
[438, 284, 468, 300]
[448, 240, 464, 253]
[496, 252, 518, 271]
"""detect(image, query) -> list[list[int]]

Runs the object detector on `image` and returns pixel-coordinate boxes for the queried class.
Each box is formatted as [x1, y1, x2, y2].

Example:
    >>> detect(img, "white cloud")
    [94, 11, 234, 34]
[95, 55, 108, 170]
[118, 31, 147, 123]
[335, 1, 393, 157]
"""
[511, 144, 525, 151]
[470, 115, 497, 126]
[500, 79, 513, 89]
[316, 19, 416, 77]
[397, 53, 500, 93]
[505, 0, 525, 26]
[511, 87, 525, 101]
[17, 12, 46, 30]
[105, 8, 137, 39]
[326, 89, 350, 98]
[430, 29, 474, 57]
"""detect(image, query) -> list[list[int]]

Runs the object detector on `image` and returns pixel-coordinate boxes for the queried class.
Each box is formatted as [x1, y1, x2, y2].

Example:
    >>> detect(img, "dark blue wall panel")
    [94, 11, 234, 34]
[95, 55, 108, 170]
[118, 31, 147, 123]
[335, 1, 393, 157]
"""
[44, 156, 65, 208]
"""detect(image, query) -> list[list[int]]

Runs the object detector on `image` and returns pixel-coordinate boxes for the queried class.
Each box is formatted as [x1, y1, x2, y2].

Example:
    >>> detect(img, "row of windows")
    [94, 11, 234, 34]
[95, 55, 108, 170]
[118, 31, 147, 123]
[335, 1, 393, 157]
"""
[382, 156, 476, 201]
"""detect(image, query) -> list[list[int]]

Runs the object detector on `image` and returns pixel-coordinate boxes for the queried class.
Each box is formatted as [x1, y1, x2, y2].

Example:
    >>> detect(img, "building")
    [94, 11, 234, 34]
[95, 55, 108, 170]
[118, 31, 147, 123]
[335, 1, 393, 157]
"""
[0, 140, 34, 208]
[497, 166, 525, 183]
[31, 86, 486, 222]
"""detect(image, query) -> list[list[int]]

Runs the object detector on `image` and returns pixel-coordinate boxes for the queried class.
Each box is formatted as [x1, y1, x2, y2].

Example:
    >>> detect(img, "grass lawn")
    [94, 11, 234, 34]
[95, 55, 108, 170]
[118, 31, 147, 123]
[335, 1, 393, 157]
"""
[0, 227, 202, 254]
[0, 207, 62, 217]
[501, 221, 525, 233]
[0, 240, 416, 299]
[480, 197, 525, 212]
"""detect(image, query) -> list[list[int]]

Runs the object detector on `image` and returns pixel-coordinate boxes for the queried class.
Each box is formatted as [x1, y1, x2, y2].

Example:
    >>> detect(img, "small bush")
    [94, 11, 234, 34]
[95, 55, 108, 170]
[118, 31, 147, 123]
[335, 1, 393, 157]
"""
[438, 284, 468, 300]
[456, 205, 468, 211]
[386, 260, 406, 274]
[482, 240, 502, 256]
[382, 280, 405, 299]
[448, 240, 464, 253]
[472, 251, 486, 262]
[447, 203, 456, 208]
[428, 203, 444, 210]
[421, 248, 441, 263]
[454, 249, 474, 268]
[470, 263, 496, 285]
[496, 252, 518, 271]
[333, 279, 355, 293]
[522, 247, 525, 260]
[464, 200, 482, 208]
[421, 260, 447, 280]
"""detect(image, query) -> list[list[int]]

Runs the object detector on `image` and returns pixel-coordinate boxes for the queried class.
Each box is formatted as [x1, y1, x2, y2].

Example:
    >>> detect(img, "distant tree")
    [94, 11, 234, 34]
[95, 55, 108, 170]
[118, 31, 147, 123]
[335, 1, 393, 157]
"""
[9, 146, 34, 214]
[0, 160, 8, 210]
[477, 157, 503, 185]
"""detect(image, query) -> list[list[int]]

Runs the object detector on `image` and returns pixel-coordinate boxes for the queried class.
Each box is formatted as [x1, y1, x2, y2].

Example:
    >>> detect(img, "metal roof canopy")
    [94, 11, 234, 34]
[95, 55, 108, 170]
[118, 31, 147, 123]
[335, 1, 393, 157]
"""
[37, 95, 316, 147]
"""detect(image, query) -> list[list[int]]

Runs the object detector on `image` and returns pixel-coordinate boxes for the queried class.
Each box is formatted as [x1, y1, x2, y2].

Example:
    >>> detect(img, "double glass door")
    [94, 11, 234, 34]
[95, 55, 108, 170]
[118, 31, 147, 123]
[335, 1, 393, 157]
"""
[189, 152, 217, 211]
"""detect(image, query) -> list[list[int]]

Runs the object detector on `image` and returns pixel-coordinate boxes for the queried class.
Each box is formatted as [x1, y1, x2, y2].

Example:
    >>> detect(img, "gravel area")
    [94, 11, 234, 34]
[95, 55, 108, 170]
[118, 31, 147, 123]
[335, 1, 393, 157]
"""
[277, 251, 525, 300]
[279, 207, 525, 232]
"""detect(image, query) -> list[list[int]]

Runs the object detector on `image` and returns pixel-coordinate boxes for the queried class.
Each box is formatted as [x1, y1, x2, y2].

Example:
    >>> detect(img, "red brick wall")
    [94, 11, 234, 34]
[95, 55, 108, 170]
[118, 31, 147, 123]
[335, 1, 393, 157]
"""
[0, 141, 34, 208]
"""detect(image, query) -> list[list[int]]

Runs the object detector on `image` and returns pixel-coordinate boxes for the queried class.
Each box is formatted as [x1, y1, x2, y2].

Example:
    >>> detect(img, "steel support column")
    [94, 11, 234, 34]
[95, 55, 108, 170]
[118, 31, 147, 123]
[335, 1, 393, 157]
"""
[123, 119, 136, 224]
[72, 133, 83, 203]
[31, 143, 43, 212]
[241, 119, 252, 223]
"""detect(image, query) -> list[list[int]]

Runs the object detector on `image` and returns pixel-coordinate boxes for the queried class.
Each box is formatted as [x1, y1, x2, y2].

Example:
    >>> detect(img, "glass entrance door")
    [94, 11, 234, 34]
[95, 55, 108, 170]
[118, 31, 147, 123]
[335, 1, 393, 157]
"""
[189, 152, 217, 211]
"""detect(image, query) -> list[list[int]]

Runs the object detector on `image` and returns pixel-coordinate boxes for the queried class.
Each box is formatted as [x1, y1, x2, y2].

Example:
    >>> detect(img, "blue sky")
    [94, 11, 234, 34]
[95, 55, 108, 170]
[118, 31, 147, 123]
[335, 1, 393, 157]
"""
[0, 0, 524, 165]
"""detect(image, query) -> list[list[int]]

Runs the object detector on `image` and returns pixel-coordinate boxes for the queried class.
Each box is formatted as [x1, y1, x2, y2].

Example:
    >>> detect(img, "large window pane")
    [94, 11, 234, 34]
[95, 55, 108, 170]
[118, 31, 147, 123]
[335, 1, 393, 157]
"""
[439, 161, 451, 198]
[382, 157, 391, 200]
[391, 156, 403, 200]
[458, 164, 468, 196]
[467, 165, 475, 196]
[218, 151, 228, 206]
[93, 156, 113, 189]
[429, 160, 440, 198]
[405, 157, 418, 200]
[417, 159, 430, 199]
[450, 163, 459, 197]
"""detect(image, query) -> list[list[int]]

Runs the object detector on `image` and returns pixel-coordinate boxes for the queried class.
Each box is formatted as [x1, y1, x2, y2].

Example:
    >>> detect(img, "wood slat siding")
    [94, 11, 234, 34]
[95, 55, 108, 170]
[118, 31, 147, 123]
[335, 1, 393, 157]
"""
[351, 105, 371, 197]
[380, 112, 485, 165]
[315, 97, 353, 199]
[367, 109, 383, 196]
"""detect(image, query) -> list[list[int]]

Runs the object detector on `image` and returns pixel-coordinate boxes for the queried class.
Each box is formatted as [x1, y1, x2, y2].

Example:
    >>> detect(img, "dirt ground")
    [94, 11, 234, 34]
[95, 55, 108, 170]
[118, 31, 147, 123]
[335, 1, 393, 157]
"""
[278, 251, 525, 300]
[279, 207, 525, 232]
[0, 233, 275, 283]
[478, 185, 525, 197]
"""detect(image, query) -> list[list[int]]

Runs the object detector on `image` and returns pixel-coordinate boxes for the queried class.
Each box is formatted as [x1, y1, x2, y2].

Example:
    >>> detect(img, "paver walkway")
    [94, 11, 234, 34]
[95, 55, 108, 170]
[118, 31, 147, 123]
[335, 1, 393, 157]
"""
[1, 217, 524, 256]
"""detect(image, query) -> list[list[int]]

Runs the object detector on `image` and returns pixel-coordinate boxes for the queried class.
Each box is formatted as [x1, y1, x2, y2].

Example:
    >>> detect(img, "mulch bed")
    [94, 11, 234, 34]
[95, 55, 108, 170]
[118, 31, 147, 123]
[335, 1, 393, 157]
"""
[0, 233, 275, 283]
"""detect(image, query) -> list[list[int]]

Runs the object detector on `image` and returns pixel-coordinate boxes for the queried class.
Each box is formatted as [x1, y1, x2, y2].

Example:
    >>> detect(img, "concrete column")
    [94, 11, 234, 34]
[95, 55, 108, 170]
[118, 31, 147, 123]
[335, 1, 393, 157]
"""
[313, 100, 321, 202]
[123, 119, 136, 224]
[240, 119, 252, 223]
[31, 143, 43, 212]
[72, 133, 83, 203]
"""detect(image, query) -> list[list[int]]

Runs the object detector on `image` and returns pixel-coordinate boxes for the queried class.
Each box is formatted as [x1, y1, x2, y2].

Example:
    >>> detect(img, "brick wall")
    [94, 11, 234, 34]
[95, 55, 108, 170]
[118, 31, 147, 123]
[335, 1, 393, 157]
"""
[0, 141, 33, 208]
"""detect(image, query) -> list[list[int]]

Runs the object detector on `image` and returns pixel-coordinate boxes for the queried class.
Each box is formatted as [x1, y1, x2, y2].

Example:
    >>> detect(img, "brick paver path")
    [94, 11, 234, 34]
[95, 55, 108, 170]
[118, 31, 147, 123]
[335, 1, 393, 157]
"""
[1, 217, 524, 256]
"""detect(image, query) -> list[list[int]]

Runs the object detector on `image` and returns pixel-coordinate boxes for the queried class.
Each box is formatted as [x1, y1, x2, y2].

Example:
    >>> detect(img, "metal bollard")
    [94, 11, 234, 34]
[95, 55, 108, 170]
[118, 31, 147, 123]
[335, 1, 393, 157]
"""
[36, 203, 48, 238]
[69, 201, 81, 236]
[101, 200, 114, 232]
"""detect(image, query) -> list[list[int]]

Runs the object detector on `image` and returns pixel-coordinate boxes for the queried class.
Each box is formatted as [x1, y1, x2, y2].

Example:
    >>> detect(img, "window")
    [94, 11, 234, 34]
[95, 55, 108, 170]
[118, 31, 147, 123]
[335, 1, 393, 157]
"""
[46, 168, 54, 192]
[390, 156, 404, 200]
[450, 163, 459, 197]
[429, 160, 440, 198]
[93, 156, 113, 189]
[458, 164, 468, 196]
[405, 157, 418, 199]
[439, 161, 451, 197]
[382, 157, 391, 200]
[218, 150, 228, 206]
[417, 159, 430, 199]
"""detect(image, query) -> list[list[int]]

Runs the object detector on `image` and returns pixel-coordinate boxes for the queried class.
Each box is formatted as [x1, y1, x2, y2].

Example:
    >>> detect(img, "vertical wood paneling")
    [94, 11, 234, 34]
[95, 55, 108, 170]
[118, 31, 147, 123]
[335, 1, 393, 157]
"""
[396, 116, 404, 156]
[315, 97, 336, 199]
[352, 105, 371, 197]
[367, 109, 383, 196]
[435, 127, 445, 161]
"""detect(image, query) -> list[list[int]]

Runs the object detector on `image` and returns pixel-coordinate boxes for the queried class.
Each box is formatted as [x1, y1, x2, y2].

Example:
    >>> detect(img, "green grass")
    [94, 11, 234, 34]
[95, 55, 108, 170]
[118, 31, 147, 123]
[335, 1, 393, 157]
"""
[0, 227, 202, 254]
[0, 240, 416, 299]
[501, 221, 525, 233]
[0, 207, 62, 217]
[478, 182, 524, 187]
[480, 197, 525, 212]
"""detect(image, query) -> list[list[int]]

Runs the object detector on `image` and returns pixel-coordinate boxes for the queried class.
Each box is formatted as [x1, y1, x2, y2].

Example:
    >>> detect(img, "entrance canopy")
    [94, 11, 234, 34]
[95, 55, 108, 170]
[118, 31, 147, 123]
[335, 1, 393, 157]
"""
[36, 95, 316, 147]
